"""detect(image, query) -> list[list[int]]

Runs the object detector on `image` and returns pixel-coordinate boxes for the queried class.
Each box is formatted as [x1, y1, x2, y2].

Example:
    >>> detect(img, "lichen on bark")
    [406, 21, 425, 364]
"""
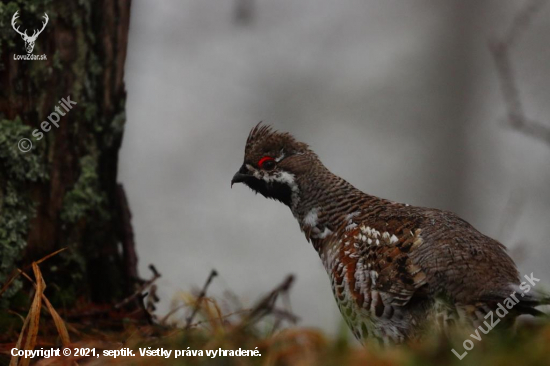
[0, 0, 133, 311]
[0, 117, 47, 305]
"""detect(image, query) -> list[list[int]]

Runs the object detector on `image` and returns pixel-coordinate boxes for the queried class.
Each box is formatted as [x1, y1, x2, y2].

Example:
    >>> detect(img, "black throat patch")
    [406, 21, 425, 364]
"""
[244, 178, 294, 207]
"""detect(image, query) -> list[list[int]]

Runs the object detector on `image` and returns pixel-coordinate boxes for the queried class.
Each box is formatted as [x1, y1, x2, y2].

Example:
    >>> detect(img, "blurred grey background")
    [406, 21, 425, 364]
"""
[119, 0, 550, 334]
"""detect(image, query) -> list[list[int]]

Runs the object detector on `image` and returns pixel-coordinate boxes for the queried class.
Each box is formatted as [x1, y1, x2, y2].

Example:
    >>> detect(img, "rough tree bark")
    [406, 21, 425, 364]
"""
[0, 0, 136, 310]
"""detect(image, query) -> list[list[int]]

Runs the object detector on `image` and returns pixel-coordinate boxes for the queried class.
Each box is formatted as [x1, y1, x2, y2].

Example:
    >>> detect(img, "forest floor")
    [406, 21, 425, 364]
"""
[1, 257, 550, 366]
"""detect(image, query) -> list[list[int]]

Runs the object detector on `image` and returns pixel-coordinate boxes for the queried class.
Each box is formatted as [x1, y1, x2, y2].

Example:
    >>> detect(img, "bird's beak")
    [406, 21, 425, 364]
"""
[231, 165, 251, 188]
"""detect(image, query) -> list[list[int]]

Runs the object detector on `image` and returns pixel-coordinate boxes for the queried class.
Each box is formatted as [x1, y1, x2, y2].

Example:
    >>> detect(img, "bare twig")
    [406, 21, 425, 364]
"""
[241, 275, 297, 326]
[184, 269, 218, 330]
[146, 284, 159, 312]
[187, 309, 252, 328]
[66, 264, 160, 320]
[489, 0, 550, 147]
[160, 304, 187, 325]
[180, 274, 297, 332]
[502, 0, 548, 47]
[114, 265, 161, 310]
[275, 307, 300, 321]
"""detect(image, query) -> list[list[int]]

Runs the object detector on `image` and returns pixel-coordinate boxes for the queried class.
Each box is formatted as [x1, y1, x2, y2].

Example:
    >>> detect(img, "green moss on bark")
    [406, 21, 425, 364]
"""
[0, 118, 47, 306]
[60, 154, 108, 224]
[1, 0, 132, 310]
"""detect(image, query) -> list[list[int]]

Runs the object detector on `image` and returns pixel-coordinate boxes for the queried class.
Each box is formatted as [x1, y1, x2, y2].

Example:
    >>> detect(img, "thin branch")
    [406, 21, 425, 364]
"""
[184, 269, 218, 330]
[502, 0, 548, 47]
[489, 0, 550, 147]
[114, 265, 161, 310]
[187, 309, 252, 328]
[66, 264, 160, 320]
[241, 274, 296, 326]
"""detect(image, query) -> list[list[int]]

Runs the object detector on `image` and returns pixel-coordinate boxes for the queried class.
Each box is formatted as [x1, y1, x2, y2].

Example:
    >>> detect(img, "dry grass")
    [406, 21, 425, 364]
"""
[1, 253, 550, 366]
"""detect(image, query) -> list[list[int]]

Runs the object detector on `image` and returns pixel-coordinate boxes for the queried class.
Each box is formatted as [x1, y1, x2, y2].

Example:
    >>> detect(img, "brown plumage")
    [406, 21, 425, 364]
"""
[231, 123, 548, 344]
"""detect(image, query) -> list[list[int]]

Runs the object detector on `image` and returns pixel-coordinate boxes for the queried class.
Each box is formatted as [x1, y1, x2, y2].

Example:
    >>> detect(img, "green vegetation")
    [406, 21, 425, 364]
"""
[0, 118, 47, 306]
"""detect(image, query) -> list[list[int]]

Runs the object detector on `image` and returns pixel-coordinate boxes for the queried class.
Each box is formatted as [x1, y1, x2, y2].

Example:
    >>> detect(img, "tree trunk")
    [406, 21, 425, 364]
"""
[0, 0, 136, 309]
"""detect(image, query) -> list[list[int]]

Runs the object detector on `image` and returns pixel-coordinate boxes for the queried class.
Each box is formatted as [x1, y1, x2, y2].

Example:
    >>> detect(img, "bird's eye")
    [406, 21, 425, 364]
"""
[258, 156, 276, 170]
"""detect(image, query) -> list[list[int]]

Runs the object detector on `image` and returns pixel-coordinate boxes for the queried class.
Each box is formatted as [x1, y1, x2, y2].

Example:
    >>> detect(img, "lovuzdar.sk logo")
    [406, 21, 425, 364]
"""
[11, 10, 48, 61]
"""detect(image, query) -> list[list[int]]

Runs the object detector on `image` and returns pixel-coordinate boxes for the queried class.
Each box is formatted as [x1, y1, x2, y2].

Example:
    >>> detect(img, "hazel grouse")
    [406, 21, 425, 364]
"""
[231, 123, 547, 345]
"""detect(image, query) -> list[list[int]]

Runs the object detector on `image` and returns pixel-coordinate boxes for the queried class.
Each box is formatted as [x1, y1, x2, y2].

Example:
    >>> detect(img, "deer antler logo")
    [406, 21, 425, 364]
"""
[11, 11, 49, 54]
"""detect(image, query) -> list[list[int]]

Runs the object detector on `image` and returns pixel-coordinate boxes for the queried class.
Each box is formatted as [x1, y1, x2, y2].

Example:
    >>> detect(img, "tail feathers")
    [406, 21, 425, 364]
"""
[516, 304, 547, 317]
[517, 291, 550, 317]
[483, 286, 550, 317]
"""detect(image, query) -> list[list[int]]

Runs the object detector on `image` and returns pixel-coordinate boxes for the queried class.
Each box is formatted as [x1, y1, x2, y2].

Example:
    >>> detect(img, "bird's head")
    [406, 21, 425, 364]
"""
[231, 123, 319, 208]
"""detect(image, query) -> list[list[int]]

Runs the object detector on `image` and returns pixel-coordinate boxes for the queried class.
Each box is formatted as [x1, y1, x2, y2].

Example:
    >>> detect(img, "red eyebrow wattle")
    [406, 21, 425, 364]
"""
[258, 156, 274, 168]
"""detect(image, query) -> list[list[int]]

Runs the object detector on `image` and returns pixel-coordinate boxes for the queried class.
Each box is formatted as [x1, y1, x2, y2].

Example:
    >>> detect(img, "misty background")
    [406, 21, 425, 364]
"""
[118, 0, 550, 334]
